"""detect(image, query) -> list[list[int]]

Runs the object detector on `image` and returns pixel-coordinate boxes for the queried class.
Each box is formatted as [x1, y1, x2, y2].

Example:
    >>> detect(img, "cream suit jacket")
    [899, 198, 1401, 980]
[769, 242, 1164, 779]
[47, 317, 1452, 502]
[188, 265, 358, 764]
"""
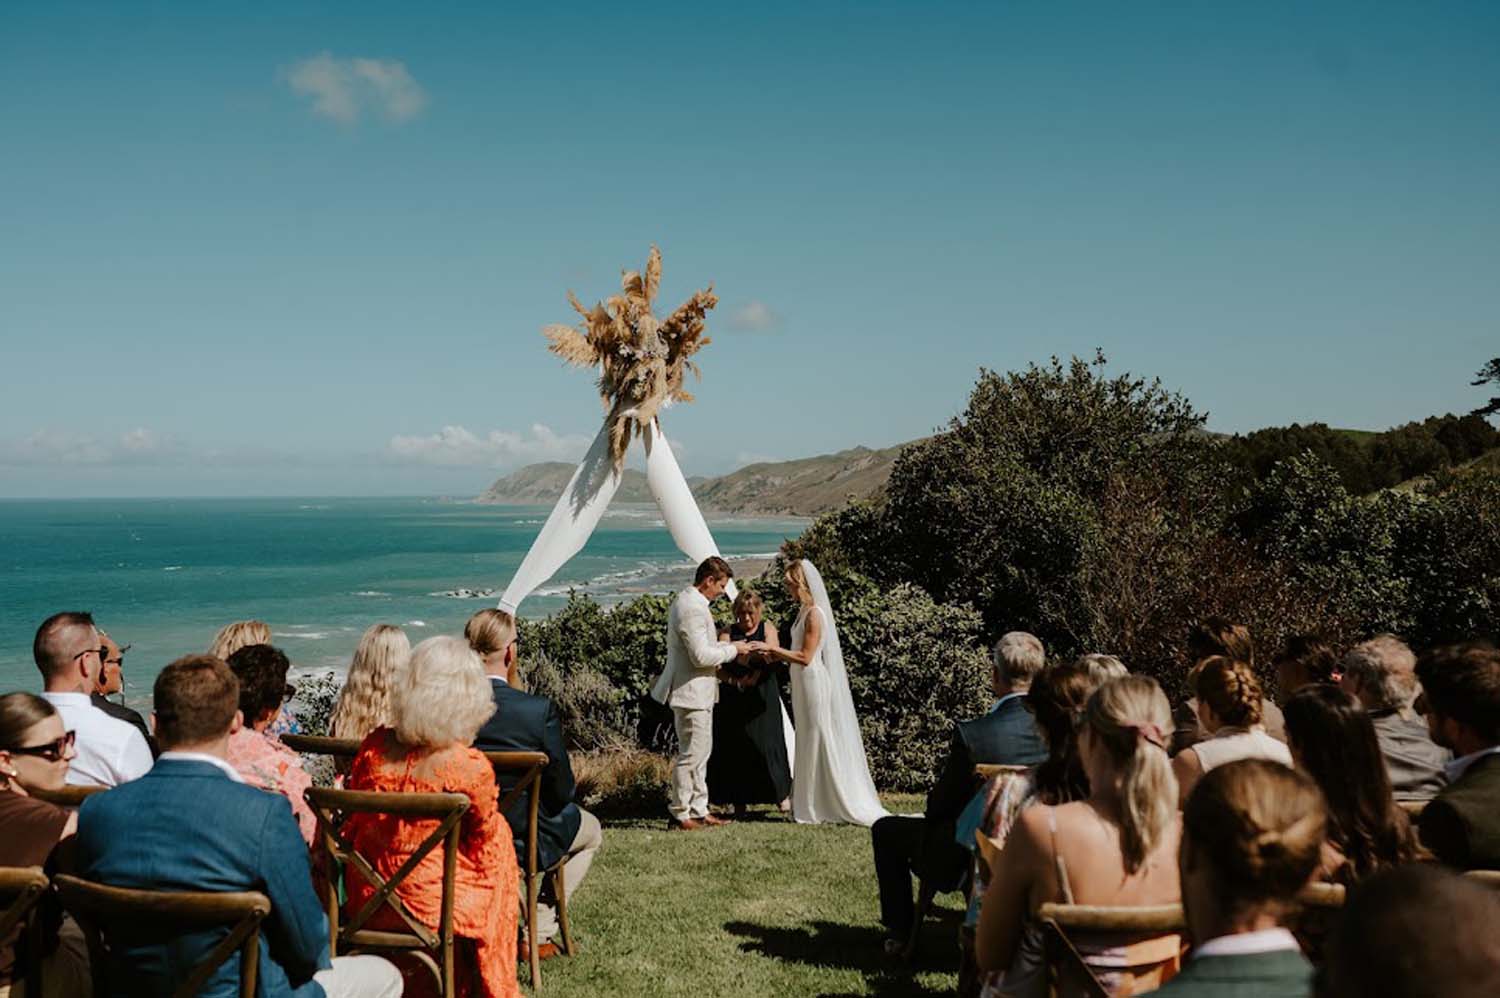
[650, 586, 737, 710]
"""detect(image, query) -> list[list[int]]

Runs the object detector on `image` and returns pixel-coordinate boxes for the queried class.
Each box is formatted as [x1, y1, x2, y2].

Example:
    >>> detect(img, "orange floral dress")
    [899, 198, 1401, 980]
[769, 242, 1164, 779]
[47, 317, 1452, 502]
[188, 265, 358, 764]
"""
[346, 728, 520, 998]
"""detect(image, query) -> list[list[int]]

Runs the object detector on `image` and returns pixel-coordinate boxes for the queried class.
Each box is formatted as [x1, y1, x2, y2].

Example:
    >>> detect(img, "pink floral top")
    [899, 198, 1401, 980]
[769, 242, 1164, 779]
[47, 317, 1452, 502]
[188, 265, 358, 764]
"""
[226, 727, 316, 844]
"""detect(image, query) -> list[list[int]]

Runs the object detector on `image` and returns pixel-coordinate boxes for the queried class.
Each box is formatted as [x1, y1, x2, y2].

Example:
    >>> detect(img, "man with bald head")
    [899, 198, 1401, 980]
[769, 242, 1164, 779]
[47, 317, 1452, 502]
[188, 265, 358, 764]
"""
[34, 611, 153, 786]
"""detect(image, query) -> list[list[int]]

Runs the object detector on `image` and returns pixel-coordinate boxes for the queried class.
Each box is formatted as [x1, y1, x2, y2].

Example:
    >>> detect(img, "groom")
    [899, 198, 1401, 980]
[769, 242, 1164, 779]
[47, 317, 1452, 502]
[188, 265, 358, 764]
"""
[651, 556, 751, 830]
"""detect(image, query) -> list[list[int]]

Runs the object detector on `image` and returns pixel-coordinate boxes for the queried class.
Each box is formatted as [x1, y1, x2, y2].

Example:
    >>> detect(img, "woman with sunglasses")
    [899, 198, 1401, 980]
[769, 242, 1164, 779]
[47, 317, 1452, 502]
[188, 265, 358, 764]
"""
[0, 692, 90, 998]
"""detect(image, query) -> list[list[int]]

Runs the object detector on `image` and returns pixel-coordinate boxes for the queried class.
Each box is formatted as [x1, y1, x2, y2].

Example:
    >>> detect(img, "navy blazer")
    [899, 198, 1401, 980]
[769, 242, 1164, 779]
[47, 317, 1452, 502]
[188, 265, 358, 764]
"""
[76, 758, 331, 998]
[474, 678, 582, 871]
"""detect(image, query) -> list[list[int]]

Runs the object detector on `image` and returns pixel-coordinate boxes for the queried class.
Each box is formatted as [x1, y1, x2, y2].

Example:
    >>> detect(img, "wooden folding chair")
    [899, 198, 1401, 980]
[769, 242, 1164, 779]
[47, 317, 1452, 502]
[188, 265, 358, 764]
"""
[902, 763, 1033, 961]
[280, 733, 361, 761]
[305, 786, 469, 998]
[29, 784, 107, 808]
[1036, 903, 1187, 998]
[0, 867, 51, 998]
[54, 874, 270, 998]
[485, 749, 572, 990]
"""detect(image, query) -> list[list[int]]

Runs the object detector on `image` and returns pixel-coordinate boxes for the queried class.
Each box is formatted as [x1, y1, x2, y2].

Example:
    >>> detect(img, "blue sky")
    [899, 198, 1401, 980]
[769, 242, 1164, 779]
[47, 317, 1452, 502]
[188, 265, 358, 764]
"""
[2, 1, 1497, 497]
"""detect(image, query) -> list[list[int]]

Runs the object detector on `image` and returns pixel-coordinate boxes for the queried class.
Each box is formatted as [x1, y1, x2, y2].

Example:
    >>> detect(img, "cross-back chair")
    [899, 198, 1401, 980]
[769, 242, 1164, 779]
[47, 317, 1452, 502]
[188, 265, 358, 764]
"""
[0, 866, 51, 997]
[485, 749, 573, 989]
[54, 873, 270, 998]
[305, 786, 470, 998]
[1036, 902, 1187, 998]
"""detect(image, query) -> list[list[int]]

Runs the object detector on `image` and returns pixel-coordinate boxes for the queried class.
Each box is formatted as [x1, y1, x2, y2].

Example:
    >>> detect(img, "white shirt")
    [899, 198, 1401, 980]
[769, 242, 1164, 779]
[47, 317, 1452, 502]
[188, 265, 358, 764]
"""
[1444, 744, 1500, 783]
[1194, 928, 1300, 959]
[158, 751, 244, 782]
[41, 691, 154, 788]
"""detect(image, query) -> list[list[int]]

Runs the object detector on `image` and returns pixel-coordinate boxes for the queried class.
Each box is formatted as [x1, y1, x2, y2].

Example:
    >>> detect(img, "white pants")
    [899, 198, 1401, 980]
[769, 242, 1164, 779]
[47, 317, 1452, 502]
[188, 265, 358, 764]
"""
[668, 706, 713, 821]
[534, 807, 603, 941]
[313, 955, 404, 998]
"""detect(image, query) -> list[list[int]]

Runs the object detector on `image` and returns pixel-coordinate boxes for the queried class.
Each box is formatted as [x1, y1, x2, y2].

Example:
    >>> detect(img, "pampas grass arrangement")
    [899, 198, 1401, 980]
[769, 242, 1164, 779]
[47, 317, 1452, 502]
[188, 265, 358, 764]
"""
[543, 246, 718, 467]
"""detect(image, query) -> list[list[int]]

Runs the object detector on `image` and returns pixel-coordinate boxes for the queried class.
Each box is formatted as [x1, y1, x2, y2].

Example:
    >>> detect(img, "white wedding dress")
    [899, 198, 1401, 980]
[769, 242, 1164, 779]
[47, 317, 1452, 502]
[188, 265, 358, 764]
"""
[788, 560, 888, 827]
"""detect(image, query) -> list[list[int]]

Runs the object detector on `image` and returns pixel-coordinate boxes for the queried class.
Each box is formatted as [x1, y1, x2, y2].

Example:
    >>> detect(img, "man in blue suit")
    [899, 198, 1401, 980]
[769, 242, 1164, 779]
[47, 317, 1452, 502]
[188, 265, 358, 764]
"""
[76, 655, 402, 998]
[871, 631, 1049, 953]
[467, 609, 602, 959]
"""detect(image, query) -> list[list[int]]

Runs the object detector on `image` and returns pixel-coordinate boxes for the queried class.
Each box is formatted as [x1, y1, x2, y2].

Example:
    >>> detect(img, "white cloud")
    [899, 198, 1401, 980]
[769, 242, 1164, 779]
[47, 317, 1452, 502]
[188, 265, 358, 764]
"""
[386, 424, 591, 468]
[0, 428, 177, 466]
[727, 300, 780, 332]
[283, 52, 428, 125]
[119, 427, 160, 454]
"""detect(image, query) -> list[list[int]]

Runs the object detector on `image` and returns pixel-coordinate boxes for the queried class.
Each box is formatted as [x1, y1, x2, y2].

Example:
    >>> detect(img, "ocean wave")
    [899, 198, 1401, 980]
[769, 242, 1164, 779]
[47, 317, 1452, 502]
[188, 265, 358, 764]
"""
[353, 590, 389, 597]
[511, 519, 544, 525]
[428, 588, 498, 600]
[407, 620, 427, 628]
[273, 631, 331, 640]
[163, 565, 184, 572]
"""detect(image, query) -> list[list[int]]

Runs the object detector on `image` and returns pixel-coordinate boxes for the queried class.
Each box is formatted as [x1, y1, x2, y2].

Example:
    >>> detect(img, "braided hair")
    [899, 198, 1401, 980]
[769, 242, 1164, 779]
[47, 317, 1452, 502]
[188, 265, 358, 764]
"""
[1195, 656, 1263, 728]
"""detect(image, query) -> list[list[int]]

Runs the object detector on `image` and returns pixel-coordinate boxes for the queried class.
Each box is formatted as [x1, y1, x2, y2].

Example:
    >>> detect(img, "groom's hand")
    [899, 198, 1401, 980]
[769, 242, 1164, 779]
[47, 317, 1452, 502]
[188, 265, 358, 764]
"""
[732, 640, 754, 657]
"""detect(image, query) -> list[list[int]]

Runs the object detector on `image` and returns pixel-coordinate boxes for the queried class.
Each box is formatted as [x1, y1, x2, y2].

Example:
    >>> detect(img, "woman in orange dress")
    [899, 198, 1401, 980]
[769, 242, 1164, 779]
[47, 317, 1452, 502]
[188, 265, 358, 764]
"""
[346, 634, 520, 998]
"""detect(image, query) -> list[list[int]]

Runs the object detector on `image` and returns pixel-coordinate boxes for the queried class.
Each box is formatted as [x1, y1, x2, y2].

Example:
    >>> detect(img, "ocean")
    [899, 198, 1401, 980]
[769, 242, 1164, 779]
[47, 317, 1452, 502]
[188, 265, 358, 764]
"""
[0, 498, 805, 704]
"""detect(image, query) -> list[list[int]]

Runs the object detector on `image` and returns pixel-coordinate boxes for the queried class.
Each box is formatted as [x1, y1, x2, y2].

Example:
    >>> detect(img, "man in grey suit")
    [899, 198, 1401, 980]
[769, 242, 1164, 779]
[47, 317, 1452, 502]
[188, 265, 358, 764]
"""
[1341, 634, 1450, 801]
[650, 557, 752, 830]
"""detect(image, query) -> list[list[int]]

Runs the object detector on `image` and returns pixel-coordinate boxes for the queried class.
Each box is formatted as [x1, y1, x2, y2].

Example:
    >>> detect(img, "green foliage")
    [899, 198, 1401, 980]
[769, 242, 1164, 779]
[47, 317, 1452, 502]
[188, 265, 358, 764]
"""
[1473, 358, 1500, 419]
[290, 670, 341, 737]
[525, 651, 632, 751]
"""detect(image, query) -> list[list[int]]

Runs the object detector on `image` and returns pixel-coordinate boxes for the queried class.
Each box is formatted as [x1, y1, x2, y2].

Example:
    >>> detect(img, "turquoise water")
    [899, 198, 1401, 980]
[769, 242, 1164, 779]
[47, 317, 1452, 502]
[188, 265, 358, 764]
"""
[0, 498, 804, 703]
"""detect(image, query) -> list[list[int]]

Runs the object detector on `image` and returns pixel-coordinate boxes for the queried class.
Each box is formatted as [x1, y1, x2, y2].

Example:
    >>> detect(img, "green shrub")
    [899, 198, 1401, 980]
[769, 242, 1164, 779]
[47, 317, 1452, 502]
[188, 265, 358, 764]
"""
[524, 650, 633, 752]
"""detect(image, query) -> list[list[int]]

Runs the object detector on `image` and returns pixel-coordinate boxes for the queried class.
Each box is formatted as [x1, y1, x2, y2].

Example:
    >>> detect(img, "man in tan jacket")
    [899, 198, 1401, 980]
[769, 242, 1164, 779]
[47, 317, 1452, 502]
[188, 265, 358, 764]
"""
[651, 557, 751, 830]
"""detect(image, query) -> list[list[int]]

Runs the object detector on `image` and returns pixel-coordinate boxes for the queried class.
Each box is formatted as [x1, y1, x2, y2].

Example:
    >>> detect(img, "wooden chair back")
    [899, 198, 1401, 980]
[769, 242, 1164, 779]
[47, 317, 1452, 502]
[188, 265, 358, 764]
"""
[974, 763, 1033, 781]
[1036, 903, 1186, 998]
[484, 750, 555, 989]
[0, 867, 51, 997]
[29, 784, 108, 808]
[304, 786, 469, 997]
[1465, 869, 1500, 891]
[280, 733, 361, 761]
[54, 873, 270, 998]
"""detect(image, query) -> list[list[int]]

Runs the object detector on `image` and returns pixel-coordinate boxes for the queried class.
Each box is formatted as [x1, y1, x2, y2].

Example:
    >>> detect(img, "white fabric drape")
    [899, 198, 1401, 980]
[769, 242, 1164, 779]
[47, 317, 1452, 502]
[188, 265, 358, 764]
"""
[499, 416, 733, 613]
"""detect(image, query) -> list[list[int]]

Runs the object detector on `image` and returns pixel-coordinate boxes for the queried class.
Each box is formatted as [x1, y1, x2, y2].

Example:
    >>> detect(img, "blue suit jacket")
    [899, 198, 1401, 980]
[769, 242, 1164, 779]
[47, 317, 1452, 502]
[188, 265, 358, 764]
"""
[76, 758, 331, 998]
[474, 678, 582, 871]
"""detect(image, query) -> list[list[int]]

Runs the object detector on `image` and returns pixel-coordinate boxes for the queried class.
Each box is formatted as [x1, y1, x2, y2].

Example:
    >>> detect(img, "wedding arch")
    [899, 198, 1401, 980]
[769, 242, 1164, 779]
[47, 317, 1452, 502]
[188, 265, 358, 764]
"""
[498, 247, 738, 613]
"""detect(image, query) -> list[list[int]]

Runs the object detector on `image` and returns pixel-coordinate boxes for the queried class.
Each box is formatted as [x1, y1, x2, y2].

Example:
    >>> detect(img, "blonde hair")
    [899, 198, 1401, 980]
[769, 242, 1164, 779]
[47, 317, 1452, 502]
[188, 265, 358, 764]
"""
[1084, 675, 1178, 873]
[464, 608, 515, 656]
[1075, 653, 1128, 684]
[732, 590, 764, 616]
[392, 636, 495, 748]
[1184, 759, 1326, 920]
[1195, 656, 1263, 728]
[329, 624, 410, 742]
[784, 561, 813, 606]
[209, 620, 271, 661]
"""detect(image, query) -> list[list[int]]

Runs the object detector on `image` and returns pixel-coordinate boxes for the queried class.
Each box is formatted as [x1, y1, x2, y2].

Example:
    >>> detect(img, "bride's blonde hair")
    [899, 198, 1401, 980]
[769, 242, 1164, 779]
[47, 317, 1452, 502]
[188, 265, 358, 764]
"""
[783, 560, 813, 607]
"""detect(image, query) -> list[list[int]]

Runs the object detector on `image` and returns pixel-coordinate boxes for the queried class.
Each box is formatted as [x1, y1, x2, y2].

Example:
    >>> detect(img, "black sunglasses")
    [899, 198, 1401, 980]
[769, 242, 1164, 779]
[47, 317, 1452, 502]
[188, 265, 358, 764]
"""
[7, 730, 76, 761]
[71, 646, 103, 662]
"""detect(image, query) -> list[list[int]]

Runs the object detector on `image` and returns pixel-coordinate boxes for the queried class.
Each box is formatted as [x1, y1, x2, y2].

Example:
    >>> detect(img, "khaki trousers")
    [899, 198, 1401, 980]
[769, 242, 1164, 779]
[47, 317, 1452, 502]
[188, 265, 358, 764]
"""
[534, 807, 603, 942]
[668, 706, 713, 821]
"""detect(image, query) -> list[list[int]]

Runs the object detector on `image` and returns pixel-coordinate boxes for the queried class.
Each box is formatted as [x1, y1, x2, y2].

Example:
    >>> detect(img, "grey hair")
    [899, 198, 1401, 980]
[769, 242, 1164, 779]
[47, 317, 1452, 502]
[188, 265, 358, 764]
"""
[1076, 653, 1129, 684]
[392, 636, 496, 748]
[993, 631, 1046, 687]
[1342, 635, 1418, 710]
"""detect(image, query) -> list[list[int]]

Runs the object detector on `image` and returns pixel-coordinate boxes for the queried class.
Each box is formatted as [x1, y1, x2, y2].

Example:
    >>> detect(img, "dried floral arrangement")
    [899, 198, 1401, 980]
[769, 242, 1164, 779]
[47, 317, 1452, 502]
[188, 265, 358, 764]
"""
[543, 246, 718, 467]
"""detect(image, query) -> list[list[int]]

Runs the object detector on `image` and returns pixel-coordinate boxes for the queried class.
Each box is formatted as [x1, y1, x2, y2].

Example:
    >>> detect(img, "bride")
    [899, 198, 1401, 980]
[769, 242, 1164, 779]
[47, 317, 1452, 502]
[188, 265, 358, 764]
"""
[759, 559, 887, 826]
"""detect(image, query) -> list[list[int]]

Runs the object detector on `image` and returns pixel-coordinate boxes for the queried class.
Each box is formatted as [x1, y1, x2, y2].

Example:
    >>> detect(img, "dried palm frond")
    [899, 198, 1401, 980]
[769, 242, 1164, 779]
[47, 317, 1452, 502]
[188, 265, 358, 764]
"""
[541, 246, 718, 466]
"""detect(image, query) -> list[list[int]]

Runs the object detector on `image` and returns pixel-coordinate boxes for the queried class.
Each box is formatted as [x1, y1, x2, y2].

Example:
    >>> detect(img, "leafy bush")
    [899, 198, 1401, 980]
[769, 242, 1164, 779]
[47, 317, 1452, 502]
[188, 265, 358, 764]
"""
[524, 650, 633, 752]
[572, 748, 670, 818]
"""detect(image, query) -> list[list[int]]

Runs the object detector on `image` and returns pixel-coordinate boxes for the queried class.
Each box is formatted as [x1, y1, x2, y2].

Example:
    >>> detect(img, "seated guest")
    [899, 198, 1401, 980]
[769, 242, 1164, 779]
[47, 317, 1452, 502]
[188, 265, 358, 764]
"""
[1282, 685, 1416, 883]
[978, 676, 1183, 997]
[329, 624, 410, 743]
[1339, 634, 1449, 801]
[1173, 657, 1292, 806]
[76, 655, 402, 998]
[33, 612, 152, 787]
[1315, 864, 1500, 998]
[967, 661, 1104, 996]
[1272, 634, 1342, 699]
[0, 693, 89, 998]
[1148, 759, 1327, 996]
[1171, 618, 1284, 755]
[224, 644, 316, 843]
[1413, 642, 1500, 870]
[209, 619, 271, 661]
[90, 630, 155, 755]
[347, 635, 520, 998]
[467, 608, 599, 960]
[873, 631, 1048, 955]
[1074, 653, 1128, 684]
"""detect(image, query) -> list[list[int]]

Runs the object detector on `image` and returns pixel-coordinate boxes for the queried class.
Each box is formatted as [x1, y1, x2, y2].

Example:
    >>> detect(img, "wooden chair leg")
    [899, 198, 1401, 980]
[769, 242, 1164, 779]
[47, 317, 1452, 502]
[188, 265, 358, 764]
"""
[527, 872, 541, 990]
[903, 880, 938, 961]
[550, 858, 574, 957]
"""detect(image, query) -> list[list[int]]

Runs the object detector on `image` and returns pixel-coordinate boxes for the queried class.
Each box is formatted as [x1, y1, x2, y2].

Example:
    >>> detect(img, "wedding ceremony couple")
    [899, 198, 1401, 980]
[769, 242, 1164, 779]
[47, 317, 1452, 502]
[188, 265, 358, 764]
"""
[650, 556, 887, 830]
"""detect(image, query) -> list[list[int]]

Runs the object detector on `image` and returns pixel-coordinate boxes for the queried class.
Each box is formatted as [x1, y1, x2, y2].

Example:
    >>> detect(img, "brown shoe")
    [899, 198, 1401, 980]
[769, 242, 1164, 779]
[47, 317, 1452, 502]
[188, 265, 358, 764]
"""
[700, 813, 731, 827]
[518, 939, 562, 961]
[667, 817, 705, 831]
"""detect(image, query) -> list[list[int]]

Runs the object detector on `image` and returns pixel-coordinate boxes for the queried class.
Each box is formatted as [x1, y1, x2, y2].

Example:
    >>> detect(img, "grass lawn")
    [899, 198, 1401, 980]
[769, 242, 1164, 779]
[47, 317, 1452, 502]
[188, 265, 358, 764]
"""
[535, 794, 963, 997]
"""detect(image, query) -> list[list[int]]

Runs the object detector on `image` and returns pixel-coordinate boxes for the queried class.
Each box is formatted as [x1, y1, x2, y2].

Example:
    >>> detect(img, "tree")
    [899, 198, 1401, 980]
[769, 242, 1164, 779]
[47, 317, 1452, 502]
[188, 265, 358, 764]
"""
[1473, 358, 1500, 419]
